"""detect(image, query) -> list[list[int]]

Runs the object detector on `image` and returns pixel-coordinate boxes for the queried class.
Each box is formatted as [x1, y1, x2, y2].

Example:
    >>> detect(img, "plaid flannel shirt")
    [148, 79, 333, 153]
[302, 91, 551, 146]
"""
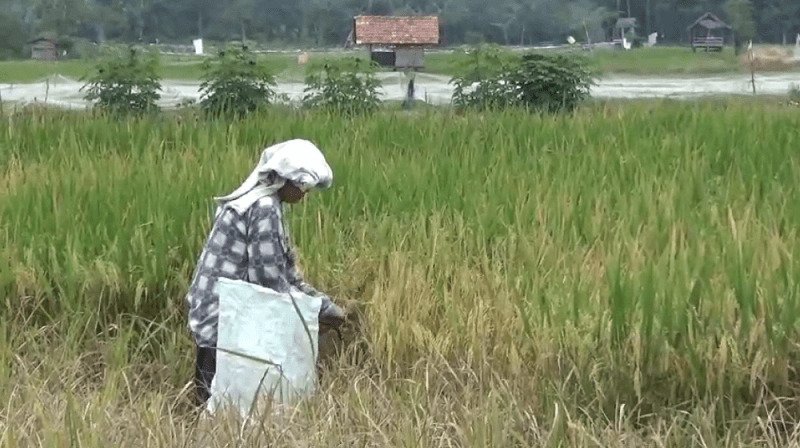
[185, 194, 326, 348]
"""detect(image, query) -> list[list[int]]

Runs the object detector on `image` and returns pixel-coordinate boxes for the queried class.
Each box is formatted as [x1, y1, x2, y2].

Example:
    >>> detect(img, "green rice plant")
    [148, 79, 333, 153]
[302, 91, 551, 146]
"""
[3, 99, 800, 444]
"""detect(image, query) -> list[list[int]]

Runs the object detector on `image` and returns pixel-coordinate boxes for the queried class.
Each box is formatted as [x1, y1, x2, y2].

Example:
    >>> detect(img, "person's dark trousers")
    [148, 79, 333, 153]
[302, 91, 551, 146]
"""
[194, 346, 216, 406]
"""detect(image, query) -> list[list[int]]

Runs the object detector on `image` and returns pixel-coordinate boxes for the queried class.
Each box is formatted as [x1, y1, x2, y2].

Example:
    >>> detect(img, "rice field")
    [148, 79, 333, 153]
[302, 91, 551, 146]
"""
[2, 99, 800, 446]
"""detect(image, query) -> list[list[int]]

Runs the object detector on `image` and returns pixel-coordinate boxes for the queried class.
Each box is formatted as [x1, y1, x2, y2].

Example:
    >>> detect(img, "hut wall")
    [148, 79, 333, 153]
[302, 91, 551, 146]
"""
[395, 48, 424, 69]
[31, 42, 57, 60]
[370, 49, 395, 67]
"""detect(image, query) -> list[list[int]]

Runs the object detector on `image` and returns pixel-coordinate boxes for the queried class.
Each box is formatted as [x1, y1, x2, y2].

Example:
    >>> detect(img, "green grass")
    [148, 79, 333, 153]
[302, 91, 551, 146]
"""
[0, 45, 783, 85]
[3, 99, 800, 445]
[586, 45, 746, 75]
[0, 51, 378, 84]
[0, 59, 95, 83]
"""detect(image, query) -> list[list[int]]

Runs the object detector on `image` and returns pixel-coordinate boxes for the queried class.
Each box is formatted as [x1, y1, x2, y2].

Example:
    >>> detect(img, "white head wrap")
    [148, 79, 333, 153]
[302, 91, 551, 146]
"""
[215, 139, 333, 214]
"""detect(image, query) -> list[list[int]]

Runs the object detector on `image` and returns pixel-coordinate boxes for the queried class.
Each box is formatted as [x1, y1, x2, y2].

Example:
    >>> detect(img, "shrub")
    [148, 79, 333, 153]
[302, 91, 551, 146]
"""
[451, 46, 597, 113]
[302, 58, 382, 116]
[199, 43, 277, 117]
[81, 47, 161, 115]
[450, 45, 520, 111]
[509, 53, 598, 113]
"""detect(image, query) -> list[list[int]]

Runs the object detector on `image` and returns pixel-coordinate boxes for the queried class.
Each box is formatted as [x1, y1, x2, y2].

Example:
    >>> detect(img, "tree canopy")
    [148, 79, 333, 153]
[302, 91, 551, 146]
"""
[1, 0, 798, 58]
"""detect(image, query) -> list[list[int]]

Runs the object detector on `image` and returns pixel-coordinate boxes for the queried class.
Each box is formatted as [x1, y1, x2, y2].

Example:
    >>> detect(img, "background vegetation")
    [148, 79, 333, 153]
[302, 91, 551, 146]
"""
[2, 98, 800, 445]
[80, 46, 161, 114]
[1, 0, 799, 60]
[451, 48, 597, 112]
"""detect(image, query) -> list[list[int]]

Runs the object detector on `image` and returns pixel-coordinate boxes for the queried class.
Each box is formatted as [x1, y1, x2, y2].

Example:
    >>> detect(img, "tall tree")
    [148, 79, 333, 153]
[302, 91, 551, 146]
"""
[726, 0, 756, 42]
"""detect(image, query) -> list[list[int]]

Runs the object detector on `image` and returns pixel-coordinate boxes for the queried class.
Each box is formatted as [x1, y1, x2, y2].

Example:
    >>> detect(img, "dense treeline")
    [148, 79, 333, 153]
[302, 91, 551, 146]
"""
[0, 0, 798, 58]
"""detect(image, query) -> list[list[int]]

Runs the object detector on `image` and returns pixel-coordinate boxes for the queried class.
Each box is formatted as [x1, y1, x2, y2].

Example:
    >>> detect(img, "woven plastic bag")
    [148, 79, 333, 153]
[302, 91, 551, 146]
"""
[207, 278, 321, 417]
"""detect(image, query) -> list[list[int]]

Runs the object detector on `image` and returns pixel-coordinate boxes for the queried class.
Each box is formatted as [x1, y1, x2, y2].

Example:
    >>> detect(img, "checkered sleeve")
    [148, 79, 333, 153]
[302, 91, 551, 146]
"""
[286, 247, 327, 299]
[186, 207, 249, 347]
[246, 196, 329, 300]
[246, 196, 292, 293]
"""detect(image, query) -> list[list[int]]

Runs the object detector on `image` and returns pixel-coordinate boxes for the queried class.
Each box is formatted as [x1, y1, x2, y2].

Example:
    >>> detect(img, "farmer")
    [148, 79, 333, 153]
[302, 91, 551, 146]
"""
[185, 139, 346, 405]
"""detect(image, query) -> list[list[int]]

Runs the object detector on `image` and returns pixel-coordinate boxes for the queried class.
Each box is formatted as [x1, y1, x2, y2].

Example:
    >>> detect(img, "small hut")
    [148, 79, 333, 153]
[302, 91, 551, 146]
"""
[350, 15, 440, 70]
[29, 37, 59, 61]
[611, 18, 637, 46]
[687, 12, 732, 52]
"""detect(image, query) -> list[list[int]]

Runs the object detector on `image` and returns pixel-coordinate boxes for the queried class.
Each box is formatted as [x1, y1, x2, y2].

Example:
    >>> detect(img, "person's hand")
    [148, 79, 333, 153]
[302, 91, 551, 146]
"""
[319, 297, 346, 330]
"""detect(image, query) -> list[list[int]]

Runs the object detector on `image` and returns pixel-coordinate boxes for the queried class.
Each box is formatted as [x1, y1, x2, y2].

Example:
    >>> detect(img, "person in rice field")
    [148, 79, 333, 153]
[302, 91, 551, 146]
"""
[185, 139, 346, 405]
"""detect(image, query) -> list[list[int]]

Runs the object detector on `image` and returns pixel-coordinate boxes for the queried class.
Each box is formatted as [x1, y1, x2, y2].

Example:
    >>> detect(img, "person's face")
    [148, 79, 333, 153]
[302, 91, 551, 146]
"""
[278, 181, 306, 203]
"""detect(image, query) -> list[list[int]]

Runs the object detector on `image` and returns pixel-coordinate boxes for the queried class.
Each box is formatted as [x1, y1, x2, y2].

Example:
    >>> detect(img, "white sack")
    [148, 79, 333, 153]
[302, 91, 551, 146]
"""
[208, 278, 321, 417]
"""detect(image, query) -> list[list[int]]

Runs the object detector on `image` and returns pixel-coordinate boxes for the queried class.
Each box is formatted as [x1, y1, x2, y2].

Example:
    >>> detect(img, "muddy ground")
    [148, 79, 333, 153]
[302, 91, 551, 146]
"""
[2, 71, 799, 109]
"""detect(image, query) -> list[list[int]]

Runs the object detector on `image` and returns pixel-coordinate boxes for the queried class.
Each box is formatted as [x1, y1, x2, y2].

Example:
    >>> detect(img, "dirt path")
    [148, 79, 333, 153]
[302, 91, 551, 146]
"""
[2, 72, 799, 109]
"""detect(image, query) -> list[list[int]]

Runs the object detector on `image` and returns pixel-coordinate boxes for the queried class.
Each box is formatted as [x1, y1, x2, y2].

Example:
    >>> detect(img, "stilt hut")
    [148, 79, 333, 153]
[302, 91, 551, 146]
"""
[687, 12, 732, 52]
[349, 15, 440, 70]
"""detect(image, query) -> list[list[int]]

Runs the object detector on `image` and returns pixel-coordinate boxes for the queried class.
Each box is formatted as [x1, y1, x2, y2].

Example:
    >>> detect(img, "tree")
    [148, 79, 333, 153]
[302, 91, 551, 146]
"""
[0, 11, 28, 59]
[727, 0, 756, 42]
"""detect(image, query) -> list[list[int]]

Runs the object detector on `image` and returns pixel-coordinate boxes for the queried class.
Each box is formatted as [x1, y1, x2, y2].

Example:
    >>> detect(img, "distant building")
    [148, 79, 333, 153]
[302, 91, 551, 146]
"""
[29, 37, 59, 61]
[611, 18, 637, 46]
[349, 15, 440, 70]
[687, 12, 732, 52]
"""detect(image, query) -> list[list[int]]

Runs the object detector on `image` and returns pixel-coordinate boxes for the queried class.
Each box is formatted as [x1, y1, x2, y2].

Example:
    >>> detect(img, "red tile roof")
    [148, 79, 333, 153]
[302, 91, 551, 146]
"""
[354, 16, 440, 45]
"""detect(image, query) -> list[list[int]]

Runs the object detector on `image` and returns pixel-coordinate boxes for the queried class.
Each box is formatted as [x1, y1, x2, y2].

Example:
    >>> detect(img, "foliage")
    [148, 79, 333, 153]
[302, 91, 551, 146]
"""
[199, 43, 277, 117]
[81, 46, 161, 115]
[0, 12, 28, 60]
[302, 57, 382, 116]
[449, 45, 521, 110]
[2, 0, 800, 54]
[451, 47, 597, 113]
[510, 53, 598, 113]
[726, 0, 757, 42]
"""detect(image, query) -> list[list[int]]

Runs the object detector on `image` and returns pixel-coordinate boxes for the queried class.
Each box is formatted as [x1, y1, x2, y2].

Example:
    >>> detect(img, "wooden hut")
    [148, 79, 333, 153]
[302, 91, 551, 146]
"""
[350, 15, 440, 70]
[687, 12, 732, 52]
[29, 37, 59, 61]
[611, 18, 637, 46]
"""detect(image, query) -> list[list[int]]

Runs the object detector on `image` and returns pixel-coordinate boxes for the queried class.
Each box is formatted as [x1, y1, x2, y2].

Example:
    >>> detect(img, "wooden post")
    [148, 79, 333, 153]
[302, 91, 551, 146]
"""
[748, 41, 756, 95]
[583, 20, 592, 53]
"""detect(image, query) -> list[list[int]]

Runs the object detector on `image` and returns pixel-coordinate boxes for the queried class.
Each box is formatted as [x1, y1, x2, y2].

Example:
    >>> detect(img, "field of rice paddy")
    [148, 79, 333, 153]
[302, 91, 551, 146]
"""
[2, 99, 800, 446]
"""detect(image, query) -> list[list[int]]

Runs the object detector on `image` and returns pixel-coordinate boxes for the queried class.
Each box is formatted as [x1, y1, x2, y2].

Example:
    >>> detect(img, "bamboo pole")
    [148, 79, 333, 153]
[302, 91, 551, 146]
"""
[748, 40, 756, 95]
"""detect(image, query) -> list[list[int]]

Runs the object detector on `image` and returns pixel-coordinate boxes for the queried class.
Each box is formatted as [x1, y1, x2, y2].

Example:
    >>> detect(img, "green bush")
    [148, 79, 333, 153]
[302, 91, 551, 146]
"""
[451, 46, 597, 113]
[81, 47, 161, 115]
[302, 58, 382, 116]
[199, 43, 277, 117]
[450, 45, 521, 111]
[509, 53, 598, 113]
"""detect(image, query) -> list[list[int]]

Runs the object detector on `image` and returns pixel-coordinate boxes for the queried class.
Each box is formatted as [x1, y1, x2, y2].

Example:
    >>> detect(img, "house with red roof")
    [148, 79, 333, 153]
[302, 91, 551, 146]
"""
[349, 15, 440, 70]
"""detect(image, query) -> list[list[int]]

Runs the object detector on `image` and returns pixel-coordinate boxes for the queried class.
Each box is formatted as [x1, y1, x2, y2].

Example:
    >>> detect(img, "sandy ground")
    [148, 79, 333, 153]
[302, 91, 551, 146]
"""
[2, 71, 800, 109]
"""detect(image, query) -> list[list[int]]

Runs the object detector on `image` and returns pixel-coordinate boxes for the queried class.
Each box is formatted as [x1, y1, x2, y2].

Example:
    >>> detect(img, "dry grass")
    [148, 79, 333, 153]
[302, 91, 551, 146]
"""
[740, 47, 800, 72]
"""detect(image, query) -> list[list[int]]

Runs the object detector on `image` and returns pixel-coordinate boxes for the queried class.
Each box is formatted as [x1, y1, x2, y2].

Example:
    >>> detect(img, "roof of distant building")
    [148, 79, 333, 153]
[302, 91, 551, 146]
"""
[353, 15, 440, 45]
